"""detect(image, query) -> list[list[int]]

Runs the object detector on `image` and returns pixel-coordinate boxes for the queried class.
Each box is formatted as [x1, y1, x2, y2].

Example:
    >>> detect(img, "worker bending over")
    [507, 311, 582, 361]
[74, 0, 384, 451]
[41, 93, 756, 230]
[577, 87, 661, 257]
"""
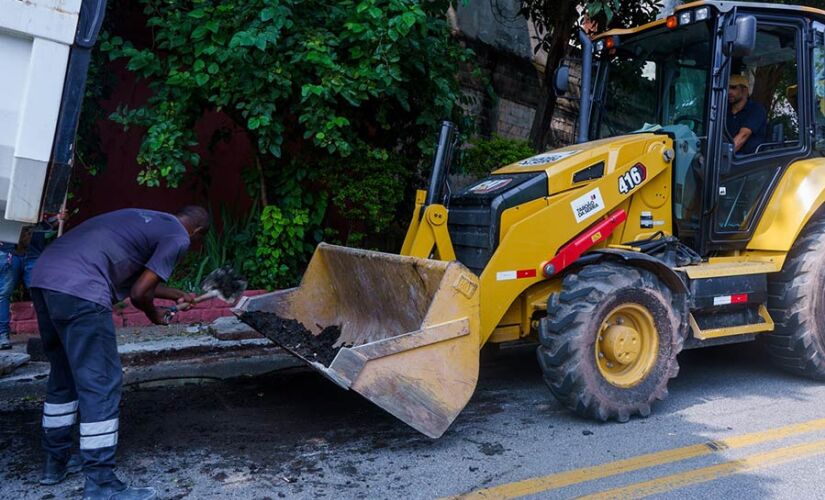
[30, 206, 209, 500]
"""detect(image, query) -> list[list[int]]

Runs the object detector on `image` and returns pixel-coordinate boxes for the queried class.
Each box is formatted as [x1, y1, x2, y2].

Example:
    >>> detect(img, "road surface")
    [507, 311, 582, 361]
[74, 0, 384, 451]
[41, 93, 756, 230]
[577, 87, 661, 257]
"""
[3, 340, 825, 499]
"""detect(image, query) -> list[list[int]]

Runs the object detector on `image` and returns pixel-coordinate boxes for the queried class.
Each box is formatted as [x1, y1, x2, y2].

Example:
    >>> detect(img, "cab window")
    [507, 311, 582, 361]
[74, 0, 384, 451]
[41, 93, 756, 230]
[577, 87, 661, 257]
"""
[717, 23, 801, 234]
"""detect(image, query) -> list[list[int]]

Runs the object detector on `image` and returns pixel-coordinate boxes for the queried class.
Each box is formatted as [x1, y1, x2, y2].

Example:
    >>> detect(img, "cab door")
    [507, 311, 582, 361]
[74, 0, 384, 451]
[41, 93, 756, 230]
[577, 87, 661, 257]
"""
[704, 13, 809, 251]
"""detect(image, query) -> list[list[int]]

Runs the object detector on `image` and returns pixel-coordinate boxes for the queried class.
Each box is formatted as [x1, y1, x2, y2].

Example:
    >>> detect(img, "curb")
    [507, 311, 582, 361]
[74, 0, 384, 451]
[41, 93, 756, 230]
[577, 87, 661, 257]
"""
[0, 334, 302, 401]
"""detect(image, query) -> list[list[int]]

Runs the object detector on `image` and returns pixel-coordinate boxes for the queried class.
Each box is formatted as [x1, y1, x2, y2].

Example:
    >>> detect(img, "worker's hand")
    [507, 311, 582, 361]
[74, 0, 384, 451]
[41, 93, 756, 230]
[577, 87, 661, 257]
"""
[175, 292, 197, 311]
[147, 307, 169, 326]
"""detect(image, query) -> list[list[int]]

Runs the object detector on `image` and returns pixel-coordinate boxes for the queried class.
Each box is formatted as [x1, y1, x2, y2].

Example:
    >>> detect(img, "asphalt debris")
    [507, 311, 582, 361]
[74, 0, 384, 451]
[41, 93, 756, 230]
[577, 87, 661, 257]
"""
[478, 442, 505, 456]
[240, 312, 349, 366]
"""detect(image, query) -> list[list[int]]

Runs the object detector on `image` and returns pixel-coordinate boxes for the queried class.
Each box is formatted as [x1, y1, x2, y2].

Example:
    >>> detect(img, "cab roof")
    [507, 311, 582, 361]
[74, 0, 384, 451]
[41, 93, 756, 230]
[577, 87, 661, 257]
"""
[595, 1, 825, 40]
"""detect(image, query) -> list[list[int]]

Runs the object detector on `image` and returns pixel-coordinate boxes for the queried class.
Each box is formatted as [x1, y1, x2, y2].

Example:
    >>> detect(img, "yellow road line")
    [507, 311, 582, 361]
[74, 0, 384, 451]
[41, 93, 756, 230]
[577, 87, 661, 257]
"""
[445, 417, 825, 499]
[580, 437, 825, 500]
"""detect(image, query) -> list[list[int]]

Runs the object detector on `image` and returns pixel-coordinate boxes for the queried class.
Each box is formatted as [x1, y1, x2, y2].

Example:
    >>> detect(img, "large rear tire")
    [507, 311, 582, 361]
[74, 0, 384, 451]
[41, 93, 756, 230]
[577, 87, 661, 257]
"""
[537, 263, 684, 422]
[766, 217, 825, 379]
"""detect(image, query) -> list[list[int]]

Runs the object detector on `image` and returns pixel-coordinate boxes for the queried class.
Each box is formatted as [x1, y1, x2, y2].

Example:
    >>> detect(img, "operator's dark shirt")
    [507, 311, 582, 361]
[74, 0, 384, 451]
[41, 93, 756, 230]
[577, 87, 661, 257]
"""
[30, 209, 190, 309]
[726, 99, 767, 155]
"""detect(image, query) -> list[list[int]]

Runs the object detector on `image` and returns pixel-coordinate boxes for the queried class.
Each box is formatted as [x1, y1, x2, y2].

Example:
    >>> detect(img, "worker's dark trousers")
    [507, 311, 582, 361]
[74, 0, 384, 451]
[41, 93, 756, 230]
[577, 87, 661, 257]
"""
[31, 288, 121, 487]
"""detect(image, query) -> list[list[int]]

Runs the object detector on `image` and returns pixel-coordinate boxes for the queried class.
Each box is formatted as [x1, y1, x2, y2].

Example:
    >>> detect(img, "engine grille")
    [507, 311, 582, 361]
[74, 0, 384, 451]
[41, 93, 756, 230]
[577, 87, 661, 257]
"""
[447, 172, 548, 275]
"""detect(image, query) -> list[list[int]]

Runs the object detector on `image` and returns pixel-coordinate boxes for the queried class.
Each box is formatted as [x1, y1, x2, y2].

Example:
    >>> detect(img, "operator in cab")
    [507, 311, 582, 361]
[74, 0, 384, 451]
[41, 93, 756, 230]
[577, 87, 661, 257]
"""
[726, 74, 767, 155]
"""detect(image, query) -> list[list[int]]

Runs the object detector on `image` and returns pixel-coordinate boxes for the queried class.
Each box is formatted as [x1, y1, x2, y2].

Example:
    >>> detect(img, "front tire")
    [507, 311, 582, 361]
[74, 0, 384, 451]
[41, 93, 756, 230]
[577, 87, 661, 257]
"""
[537, 263, 684, 422]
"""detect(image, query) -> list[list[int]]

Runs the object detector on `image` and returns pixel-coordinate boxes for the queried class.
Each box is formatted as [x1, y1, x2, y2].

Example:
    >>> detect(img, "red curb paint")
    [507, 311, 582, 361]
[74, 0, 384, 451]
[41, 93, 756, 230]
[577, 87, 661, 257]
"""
[10, 290, 268, 335]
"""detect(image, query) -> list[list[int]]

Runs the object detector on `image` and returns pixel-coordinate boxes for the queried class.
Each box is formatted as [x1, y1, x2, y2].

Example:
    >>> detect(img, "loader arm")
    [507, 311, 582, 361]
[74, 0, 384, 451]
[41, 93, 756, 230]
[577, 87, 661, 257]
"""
[400, 189, 456, 260]
[404, 132, 675, 345]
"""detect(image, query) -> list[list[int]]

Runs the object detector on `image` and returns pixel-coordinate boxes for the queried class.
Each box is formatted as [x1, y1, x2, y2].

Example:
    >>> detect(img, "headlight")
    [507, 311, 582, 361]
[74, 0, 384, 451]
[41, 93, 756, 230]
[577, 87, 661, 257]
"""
[695, 7, 710, 21]
[679, 11, 692, 25]
[595, 40, 605, 52]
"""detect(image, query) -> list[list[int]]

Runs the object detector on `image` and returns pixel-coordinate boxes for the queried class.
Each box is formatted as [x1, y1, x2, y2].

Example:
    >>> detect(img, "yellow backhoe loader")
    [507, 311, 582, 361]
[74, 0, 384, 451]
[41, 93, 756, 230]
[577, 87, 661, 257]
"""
[236, 1, 825, 438]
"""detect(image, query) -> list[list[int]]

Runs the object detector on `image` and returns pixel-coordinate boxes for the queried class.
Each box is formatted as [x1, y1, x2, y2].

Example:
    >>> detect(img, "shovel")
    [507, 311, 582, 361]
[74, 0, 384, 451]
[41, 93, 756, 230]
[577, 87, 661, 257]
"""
[164, 265, 248, 322]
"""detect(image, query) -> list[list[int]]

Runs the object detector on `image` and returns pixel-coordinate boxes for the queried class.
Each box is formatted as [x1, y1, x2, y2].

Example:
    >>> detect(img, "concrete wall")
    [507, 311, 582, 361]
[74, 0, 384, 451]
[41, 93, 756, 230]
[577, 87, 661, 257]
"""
[495, 99, 536, 140]
[455, 0, 579, 147]
[455, 0, 532, 60]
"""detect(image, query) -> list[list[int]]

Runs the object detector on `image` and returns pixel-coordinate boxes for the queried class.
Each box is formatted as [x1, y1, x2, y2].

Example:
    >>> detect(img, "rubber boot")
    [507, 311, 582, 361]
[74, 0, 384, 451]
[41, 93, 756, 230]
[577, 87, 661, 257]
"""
[83, 476, 157, 500]
[40, 453, 82, 485]
[0, 331, 10, 350]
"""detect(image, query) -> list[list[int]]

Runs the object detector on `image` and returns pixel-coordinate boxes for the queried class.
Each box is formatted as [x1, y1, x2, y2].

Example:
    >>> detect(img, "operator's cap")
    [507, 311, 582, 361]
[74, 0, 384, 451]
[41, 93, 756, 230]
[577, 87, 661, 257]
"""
[730, 74, 749, 89]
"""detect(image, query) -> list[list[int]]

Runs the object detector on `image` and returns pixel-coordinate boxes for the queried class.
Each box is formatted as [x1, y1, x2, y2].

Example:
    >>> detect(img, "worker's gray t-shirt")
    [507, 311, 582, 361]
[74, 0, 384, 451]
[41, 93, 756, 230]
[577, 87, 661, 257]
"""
[30, 209, 190, 309]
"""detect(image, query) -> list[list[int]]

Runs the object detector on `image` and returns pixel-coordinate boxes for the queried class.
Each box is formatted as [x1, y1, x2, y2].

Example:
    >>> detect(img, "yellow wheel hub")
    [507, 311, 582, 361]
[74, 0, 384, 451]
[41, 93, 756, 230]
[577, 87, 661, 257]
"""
[595, 303, 659, 388]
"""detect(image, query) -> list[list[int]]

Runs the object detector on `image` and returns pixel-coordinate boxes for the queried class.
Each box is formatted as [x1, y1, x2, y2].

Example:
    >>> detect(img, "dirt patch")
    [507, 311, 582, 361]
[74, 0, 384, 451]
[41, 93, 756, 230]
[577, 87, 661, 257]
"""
[478, 442, 505, 456]
[240, 312, 349, 366]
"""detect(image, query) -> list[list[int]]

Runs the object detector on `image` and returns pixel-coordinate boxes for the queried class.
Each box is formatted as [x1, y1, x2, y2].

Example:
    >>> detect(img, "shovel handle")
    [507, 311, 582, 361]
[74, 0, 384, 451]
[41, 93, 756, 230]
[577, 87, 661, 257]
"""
[162, 290, 220, 322]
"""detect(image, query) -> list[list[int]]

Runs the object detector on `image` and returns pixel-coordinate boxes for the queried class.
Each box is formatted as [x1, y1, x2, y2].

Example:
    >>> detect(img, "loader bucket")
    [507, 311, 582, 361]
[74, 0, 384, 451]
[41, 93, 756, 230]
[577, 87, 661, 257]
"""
[234, 243, 481, 438]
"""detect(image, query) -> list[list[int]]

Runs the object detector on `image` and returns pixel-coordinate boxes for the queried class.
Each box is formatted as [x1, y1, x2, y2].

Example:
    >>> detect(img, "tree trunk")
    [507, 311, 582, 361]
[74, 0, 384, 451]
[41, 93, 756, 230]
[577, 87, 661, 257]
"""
[256, 156, 269, 206]
[527, 0, 578, 151]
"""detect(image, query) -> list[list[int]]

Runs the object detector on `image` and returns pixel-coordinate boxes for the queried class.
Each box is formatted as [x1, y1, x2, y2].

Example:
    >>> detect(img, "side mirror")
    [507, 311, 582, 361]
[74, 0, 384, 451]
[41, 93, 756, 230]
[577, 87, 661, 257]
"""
[723, 15, 756, 57]
[554, 65, 570, 95]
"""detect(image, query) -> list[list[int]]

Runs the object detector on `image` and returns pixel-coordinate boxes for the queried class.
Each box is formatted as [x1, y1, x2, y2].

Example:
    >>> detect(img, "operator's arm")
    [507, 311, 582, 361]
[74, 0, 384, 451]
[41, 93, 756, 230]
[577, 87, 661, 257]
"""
[732, 127, 753, 153]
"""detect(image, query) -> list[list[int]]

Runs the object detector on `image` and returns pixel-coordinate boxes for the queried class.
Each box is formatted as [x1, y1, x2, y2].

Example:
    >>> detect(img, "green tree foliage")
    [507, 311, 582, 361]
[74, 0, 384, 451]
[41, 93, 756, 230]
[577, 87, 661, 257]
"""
[255, 205, 311, 286]
[98, 0, 474, 286]
[169, 205, 260, 290]
[319, 149, 413, 246]
[103, 0, 471, 187]
[461, 136, 536, 178]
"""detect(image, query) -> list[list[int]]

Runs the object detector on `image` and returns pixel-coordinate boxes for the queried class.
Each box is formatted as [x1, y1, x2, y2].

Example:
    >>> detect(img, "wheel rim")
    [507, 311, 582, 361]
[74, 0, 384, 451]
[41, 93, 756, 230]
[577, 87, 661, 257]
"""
[595, 303, 659, 388]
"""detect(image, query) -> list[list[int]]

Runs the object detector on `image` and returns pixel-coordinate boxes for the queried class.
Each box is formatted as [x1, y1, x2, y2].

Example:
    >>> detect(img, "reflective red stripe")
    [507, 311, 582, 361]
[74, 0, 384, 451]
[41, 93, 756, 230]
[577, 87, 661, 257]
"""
[731, 293, 748, 303]
[516, 269, 537, 279]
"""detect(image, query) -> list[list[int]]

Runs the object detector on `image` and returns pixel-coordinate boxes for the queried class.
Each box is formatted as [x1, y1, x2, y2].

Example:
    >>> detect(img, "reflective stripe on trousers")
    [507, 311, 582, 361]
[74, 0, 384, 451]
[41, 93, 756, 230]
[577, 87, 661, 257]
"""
[80, 418, 119, 450]
[42, 400, 79, 428]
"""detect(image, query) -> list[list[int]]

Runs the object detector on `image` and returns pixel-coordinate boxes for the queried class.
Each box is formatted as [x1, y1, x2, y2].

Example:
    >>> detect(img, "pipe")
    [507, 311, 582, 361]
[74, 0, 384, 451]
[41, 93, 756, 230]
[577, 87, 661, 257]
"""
[425, 121, 458, 206]
[577, 30, 593, 144]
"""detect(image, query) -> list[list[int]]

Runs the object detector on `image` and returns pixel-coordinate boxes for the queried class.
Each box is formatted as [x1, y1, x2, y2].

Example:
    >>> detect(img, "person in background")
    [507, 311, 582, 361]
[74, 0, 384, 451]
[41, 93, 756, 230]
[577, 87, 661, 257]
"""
[0, 216, 59, 350]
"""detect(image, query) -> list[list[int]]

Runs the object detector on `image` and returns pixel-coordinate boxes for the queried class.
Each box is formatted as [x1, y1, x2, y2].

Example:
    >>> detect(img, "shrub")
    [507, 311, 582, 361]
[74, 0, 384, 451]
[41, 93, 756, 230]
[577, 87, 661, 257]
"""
[460, 135, 536, 178]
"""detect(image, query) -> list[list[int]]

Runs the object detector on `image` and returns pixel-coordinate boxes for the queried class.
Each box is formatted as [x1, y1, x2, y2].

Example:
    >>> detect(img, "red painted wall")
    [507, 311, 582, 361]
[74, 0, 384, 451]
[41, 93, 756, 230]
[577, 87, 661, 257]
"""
[68, 2, 255, 227]
[69, 62, 255, 226]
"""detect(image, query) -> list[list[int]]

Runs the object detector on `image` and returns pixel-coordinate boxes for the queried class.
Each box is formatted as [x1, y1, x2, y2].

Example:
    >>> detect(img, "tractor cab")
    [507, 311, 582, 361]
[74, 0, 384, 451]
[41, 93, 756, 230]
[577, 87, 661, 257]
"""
[576, 1, 825, 254]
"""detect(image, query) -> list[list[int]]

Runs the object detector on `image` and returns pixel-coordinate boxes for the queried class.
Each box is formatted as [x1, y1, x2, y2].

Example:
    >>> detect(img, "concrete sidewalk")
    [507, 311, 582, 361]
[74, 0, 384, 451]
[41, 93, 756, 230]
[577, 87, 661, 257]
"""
[0, 319, 302, 401]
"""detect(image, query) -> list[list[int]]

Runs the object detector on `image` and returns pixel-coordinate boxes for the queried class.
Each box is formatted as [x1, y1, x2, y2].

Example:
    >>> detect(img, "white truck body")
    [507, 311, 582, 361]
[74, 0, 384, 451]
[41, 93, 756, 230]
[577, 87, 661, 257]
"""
[0, 0, 82, 242]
